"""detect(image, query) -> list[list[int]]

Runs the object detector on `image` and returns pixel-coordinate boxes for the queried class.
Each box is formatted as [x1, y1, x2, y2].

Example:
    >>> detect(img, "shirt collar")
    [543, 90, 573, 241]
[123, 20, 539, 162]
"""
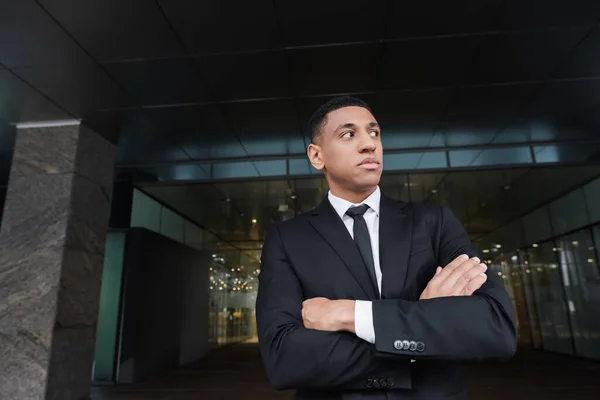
[327, 186, 381, 220]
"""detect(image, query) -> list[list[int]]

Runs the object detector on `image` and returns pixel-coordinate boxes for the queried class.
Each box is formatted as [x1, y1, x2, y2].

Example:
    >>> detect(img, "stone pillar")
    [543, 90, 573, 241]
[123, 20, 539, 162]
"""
[0, 122, 116, 399]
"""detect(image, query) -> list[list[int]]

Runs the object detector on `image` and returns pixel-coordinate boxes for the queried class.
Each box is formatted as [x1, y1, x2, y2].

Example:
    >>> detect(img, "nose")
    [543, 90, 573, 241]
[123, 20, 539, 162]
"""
[358, 134, 377, 153]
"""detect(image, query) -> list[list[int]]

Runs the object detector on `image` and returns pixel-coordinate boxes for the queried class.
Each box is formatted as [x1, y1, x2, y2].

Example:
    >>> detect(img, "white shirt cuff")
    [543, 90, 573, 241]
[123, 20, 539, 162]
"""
[354, 300, 375, 343]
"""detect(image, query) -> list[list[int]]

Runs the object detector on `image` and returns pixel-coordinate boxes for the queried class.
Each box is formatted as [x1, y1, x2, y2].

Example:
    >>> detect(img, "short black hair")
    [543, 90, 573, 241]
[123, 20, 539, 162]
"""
[308, 96, 372, 143]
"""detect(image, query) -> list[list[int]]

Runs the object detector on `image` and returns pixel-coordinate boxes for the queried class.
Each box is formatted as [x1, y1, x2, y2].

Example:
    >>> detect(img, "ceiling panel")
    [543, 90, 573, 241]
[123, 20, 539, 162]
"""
[373, 90, 450, 124]
[527, 80, 600, 122]
[446, 84, 535, 120]
[0, 66, 70, 123]
[492, 0, 600, 30]
[104, 58, 211, 106]
[158, 0, 280, 53]
[439, 84, 538, 145]
[386, 0, 501, 38]
[289, 44, 381, 95]
[0, 0, 598, 170]
[225, 100, 305, 156]
[379, 36, 480, 90]
[0, 1, 83, 68]
[12, 57, 131, 117]
[114, 112, 192, 164]
[142, 104, 249, 160]
[276, 0, 387, 46]
[37, 0, 184, 62]
[203, 51, 291, 100]
[374, 90, 449, 150]
[555, 25, 600, 79]
[466, 27, 588, 85]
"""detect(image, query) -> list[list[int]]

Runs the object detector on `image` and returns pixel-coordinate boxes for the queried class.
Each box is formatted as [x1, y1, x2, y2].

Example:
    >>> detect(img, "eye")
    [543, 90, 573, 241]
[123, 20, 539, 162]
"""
[370, 130, 379, 137]
[341, 131, 354, 138]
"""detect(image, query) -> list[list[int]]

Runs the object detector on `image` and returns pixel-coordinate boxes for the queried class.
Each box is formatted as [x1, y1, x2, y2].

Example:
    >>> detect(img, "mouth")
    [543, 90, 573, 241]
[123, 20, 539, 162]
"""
[358, 158, 381, 169]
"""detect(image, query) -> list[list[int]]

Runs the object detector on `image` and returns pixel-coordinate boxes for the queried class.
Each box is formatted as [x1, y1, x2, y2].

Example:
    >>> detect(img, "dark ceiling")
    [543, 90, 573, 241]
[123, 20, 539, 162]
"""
[1, 0, 600, 247]
[1, 0, 600, 173]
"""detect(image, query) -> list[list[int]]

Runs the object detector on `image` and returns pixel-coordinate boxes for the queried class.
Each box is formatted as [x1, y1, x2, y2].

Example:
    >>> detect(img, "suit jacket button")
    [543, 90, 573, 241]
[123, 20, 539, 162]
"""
[402, 340, 410, 350]
[393, 340, 403, 350]
[409, 341, 417, 351]
[366, 379, 373, 388]
[387, 378, 396, 387]
[416, 341, 425, 352]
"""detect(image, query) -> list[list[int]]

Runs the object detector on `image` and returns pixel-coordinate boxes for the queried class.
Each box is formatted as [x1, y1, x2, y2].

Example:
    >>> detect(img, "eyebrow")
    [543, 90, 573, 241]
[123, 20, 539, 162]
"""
[335, 122, 380, 131]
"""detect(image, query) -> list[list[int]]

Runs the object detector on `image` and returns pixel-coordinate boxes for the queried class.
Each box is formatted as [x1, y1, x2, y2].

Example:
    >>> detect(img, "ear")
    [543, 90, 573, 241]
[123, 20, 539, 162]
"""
[307, 143, 325, 171]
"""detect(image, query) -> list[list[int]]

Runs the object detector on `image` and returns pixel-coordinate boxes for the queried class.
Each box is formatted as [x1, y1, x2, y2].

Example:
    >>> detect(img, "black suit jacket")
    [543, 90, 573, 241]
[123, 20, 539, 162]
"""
[256, 193, 517, 399]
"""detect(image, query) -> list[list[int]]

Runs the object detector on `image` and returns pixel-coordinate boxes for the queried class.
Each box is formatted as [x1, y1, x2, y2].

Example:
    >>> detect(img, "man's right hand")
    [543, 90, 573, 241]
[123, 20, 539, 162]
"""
[420, 254, 488, 300]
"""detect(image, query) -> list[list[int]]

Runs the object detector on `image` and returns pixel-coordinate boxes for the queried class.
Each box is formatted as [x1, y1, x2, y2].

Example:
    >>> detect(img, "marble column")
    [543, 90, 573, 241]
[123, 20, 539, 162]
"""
[0, 122, 116, 400]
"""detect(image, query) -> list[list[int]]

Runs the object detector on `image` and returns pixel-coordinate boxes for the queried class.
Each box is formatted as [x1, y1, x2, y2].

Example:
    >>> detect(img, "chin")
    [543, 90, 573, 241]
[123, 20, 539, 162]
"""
[353, 176, 381, 191]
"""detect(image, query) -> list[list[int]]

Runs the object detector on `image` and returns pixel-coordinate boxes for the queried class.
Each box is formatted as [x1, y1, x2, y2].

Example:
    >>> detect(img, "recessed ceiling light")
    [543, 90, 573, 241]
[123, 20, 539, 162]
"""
[252, 219, 257, 224]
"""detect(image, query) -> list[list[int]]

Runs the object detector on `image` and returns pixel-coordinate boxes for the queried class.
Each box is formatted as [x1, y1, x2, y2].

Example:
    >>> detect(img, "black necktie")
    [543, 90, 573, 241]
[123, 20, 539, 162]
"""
[346, 205, 379, 296]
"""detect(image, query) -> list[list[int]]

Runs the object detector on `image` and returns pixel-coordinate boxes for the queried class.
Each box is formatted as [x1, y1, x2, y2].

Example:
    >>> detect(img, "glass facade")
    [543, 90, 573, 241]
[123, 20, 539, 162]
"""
[479, 173, 600, 360]
[129, 188, 258, 348]
[94, 188, 259, 382]
[487, 224, 600, 360]
[207, 253, 259, 346]
[93, 169, 600, 377]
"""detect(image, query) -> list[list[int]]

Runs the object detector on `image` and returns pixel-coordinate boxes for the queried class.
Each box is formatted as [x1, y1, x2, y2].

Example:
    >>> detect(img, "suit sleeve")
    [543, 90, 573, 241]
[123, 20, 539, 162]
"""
[256, 224, 408, 391]
[371, 205, 518, 361]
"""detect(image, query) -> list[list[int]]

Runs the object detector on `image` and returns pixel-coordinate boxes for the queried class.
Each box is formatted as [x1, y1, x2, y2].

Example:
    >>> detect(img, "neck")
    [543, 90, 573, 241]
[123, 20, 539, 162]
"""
[330, 185, 377, 204]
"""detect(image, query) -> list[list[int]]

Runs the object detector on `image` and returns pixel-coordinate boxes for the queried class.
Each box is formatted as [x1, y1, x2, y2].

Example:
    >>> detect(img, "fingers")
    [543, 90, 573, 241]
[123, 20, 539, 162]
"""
[452, 262, 487, 292]
[462, 272, 488, 295]
[443, 254, 470, 272]
[443, 256, 481, 288]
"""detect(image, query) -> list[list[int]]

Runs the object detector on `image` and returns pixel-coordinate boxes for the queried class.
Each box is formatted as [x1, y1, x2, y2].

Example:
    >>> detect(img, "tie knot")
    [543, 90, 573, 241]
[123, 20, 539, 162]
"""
[346, 204, 369, 218]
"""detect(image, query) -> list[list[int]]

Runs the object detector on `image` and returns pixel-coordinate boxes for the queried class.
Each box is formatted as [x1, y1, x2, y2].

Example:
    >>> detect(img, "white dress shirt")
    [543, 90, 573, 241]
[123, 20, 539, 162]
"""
[327, 187, 380, 344]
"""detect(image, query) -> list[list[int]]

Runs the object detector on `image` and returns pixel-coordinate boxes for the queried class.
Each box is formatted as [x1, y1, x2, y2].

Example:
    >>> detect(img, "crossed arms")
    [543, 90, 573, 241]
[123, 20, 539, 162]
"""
[255, 206, 517, 390]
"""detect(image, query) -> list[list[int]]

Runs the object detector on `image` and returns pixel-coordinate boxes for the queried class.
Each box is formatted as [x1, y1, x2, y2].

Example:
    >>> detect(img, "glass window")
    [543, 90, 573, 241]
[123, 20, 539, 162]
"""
[489, 251, 533, 346]
[207, 251, 258, 347]
[555, 229, 600, 360]
[518, 249, 543, 349]
[527, 240, 575, 355]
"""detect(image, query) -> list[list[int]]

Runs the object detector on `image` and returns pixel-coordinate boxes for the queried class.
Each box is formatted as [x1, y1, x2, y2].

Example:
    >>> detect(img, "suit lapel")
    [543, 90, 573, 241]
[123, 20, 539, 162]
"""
[379, 194, 412, 299]
[309, 198, 379, 300]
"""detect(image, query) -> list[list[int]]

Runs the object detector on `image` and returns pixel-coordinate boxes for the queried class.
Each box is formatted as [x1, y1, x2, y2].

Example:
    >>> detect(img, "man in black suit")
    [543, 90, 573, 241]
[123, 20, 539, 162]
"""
[255, 96, 516, 399]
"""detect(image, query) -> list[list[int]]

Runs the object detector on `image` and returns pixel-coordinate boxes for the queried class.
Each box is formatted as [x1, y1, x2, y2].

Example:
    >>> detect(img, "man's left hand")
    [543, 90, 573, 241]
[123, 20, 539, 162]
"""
[302, 297, 355, 333]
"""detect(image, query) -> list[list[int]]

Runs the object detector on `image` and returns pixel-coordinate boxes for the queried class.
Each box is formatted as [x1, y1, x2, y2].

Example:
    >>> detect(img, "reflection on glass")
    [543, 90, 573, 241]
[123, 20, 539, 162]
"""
[527, 241, 574, 355]
[488, 252, 532, 345]
[207, 254, 259, 347]
[519, 249, 543, 349]
[555, 229, 600, 360]
[483, 225, 600, 360]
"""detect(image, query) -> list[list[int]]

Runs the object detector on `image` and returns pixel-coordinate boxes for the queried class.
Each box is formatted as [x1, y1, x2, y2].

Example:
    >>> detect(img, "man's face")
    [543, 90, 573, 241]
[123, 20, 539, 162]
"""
[309, 106, 383, 192]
